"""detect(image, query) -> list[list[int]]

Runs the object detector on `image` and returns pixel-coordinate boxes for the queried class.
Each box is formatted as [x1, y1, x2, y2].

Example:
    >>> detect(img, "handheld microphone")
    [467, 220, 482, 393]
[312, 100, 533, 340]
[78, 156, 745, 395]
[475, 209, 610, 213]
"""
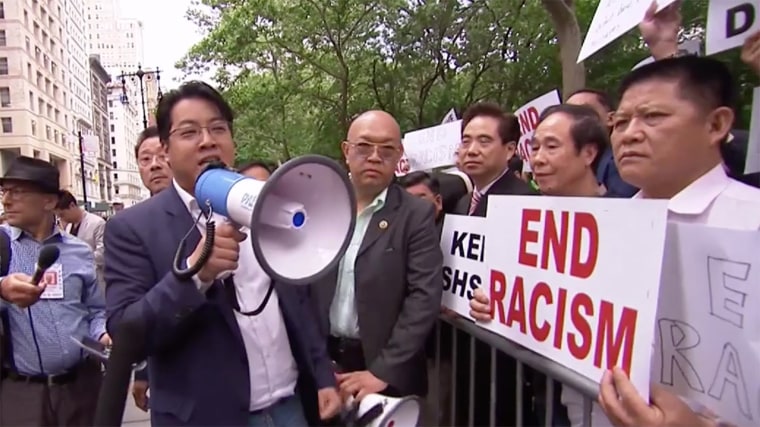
[31, 245, 60, 285]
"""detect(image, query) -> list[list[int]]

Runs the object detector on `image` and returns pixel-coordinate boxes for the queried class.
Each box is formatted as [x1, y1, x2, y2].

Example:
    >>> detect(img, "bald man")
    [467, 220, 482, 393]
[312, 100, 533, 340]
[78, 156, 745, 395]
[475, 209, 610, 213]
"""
[311, 111, 443, 414]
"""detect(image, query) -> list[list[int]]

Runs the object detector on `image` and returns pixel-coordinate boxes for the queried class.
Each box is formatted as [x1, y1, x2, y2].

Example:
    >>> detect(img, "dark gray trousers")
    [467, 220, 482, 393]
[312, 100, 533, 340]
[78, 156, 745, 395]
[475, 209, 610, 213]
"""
[0, 360, 102, 426]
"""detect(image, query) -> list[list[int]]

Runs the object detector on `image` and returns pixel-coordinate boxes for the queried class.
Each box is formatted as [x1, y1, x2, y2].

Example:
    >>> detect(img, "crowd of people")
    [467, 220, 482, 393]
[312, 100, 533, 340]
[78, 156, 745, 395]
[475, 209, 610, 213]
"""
[0, 2, 758, 426]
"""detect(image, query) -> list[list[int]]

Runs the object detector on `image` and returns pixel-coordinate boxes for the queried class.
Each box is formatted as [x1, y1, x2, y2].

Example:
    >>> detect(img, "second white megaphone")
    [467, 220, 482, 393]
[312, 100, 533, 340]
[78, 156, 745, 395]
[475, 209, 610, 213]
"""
[193, 155, 356, 285]
[346, 394, 421, 427]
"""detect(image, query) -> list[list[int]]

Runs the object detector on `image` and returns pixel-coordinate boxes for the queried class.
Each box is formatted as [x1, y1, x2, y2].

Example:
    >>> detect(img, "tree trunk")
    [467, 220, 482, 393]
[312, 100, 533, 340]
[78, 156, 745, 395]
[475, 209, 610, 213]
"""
[541, 0, 586, 99]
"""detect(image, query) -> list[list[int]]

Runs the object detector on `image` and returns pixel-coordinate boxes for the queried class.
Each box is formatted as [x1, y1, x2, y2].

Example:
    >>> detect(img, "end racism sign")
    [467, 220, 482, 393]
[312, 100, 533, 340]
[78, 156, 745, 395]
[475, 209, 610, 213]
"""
[441, 196, 670, 398]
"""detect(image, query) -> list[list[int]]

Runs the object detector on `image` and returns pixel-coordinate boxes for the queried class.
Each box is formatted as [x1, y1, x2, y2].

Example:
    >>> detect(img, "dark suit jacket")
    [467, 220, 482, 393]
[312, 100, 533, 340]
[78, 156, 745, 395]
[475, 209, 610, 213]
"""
[596, 147, 638, 198]
[312, 184, 443, 396]
[104, 185, 334, 426]
[455, 171, 538, 217]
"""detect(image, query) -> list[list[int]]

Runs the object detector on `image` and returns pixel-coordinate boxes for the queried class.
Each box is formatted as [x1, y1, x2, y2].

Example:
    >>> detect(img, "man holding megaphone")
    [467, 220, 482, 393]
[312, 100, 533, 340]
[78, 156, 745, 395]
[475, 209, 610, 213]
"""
[103, 81, 343, 427]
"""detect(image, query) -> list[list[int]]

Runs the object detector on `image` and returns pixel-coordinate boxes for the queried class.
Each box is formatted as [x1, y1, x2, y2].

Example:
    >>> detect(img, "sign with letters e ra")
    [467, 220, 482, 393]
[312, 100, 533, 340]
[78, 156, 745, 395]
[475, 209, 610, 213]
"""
[440, 215, 489, 318]
[482, 196, 669, 399]
[653, 223, 760, 427]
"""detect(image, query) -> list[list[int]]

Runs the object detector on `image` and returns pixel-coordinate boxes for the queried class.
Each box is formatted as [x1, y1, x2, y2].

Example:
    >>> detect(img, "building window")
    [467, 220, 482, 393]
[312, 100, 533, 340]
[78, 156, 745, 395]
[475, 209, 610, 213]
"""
[112, 161, 117, 168]
[111, 148, 116, 156]
[46, 125, 51, 140]
[111, 136, 115, 145]
[0, 3, 4, 20]
[1, 117, 12, 133]
[0, 87, 9, 107]
[31, 120, 36, 135]
[114, 173, 118, 179]
[0, 31, 6, 47]
[0, 58, 8, 75]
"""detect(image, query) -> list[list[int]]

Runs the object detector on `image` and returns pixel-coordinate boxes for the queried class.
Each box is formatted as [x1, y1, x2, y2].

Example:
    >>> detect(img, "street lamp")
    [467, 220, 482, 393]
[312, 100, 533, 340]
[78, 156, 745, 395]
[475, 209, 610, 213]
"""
[117, 64, 163, 129]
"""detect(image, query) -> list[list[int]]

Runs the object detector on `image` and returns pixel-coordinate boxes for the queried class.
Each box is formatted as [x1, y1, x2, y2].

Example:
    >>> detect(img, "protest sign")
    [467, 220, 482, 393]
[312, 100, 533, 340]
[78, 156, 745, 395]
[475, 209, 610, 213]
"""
[440, 215, 489, 319]
[481, 195, 669, 398]
[706, 0, 759, 55]
[578, 0, 678, 62]
[653, 223, 760, 426]
[395, 152, 411, 176]
[515, 90, 561, 172]
[441, 108, 458, 124]
[402, 120, 461, 172]
[745, 87, 760, 174]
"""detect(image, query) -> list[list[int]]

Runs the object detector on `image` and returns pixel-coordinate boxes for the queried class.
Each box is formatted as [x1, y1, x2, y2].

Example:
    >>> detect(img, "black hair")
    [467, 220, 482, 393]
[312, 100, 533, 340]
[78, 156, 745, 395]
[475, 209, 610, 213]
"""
[237, 161, 272, 175]
[155, 81, 235, 143]
[461, 102, 521, 145]
[618, 56, 737, 114]
[134, 126, 159, 158]
[398, 171, 440, 195]
[567, 88, 615, 112]
[537, 104, 609, 171]
[55, 190, 78, 209]
[508, 154, 523, 172]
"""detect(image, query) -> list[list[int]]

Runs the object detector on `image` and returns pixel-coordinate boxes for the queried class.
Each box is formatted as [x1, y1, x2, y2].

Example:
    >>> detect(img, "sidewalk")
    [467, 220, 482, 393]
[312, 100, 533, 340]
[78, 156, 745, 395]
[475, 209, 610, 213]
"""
[120, 381, 150, 427]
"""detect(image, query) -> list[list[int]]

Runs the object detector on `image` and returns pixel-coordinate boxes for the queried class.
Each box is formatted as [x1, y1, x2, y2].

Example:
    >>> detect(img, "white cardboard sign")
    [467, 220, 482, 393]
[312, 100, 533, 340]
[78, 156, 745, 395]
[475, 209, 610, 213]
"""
[440, 215, 489, 319]
[578, 0, 678, 63]
[402, 120, 461, 173]
[706, 0, 759, 55]
[653, 222, 760, 426]
[515, 90, 562, 173]
[480, 195, 670, 398]
[744, 87, 760, 174]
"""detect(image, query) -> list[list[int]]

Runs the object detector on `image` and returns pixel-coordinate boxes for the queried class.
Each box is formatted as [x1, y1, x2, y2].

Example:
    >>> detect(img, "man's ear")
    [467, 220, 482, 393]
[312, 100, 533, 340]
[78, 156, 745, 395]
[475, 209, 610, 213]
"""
[707, 106, 735, 149]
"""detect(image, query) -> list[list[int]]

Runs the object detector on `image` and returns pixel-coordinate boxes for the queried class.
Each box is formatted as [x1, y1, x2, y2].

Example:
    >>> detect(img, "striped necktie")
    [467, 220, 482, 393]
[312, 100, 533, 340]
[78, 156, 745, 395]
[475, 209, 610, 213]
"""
[468, 191, 482, 215]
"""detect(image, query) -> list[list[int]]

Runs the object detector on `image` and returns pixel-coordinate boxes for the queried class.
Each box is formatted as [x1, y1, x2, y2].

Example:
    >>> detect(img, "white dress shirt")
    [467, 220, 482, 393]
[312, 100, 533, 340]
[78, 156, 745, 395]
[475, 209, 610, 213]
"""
[563, 164, 760, 427]
[173, 180, 299, 411]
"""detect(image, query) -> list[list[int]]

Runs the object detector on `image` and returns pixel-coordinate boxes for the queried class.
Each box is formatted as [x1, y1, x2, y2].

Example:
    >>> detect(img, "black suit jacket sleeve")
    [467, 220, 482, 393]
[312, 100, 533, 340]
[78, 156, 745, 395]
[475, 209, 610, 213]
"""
[369, 202, 443, 386]
[104, 215, 207, 355]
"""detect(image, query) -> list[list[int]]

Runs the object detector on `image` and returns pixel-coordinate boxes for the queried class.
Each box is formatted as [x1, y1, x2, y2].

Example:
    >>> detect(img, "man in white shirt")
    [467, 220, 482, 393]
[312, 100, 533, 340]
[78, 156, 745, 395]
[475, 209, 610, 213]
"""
[596, 55, 760, 427]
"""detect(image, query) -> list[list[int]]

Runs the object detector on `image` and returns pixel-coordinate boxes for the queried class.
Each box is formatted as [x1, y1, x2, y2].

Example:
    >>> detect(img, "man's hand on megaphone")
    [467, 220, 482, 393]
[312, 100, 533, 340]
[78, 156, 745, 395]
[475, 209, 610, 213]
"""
[337, 370, 387, 402]
[187, 222, 247, 283]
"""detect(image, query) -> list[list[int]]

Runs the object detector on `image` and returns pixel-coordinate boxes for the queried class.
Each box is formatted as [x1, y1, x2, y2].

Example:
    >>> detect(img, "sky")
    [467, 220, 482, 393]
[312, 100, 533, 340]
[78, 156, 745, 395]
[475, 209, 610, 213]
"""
[117, 0, 209, 89]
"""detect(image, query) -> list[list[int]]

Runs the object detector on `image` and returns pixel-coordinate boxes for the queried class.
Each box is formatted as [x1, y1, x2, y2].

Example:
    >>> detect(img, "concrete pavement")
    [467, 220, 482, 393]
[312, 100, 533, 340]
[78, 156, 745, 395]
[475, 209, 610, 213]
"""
[120, 380, 150, 427]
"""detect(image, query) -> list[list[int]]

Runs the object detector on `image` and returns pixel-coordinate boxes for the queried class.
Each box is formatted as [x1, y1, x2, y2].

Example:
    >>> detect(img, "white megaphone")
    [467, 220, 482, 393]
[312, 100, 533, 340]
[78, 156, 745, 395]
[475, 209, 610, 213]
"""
[191, 155, 356, 285]
[344, 394, 421, 427]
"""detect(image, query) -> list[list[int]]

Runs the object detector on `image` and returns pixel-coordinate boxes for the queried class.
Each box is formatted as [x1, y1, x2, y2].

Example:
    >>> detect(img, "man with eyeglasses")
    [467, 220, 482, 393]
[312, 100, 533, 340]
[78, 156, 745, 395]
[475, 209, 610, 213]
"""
[311, 111, 442, 421]
[135, 126, 172, 196]
[0, 156, 108, 425]
[104, 81, 340, 426]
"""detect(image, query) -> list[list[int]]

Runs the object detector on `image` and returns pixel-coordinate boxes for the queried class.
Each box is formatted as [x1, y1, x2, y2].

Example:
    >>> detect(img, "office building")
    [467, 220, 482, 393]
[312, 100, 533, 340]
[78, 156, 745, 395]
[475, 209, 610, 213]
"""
[0, 0, 74, 187]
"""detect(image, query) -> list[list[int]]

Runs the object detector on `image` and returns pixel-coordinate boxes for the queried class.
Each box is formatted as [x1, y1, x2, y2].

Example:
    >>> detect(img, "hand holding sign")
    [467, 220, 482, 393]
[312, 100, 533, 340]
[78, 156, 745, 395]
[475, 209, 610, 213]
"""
[741, 30, 760, 76]
[639, 0, 682, 59]
[469, 288, 492, 323]
[598, 367, 714, 427]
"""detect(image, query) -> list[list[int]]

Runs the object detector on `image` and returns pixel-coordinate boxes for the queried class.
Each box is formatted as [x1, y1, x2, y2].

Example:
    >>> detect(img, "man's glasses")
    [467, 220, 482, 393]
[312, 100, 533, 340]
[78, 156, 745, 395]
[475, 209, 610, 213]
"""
[170, 121, 232, 144]
[347, 141, 399, 160]
[0, 187, 38, 200]
[137, 153, 169, 168]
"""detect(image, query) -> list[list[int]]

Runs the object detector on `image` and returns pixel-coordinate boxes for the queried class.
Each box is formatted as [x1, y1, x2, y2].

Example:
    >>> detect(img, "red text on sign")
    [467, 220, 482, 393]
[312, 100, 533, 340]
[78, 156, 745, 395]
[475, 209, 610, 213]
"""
[489, 270, 638, 375]
[518, 209, 599, 279]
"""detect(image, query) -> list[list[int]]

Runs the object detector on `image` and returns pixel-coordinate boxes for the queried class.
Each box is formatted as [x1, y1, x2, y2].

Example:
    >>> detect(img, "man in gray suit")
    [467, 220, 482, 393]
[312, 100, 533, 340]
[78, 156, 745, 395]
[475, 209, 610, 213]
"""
[312, 111, 443, 410]
[55, 191, 106, 288]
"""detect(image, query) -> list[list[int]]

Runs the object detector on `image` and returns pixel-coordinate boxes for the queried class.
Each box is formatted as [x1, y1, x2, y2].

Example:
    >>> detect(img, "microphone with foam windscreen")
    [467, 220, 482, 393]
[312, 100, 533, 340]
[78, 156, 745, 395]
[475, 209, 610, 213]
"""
[31, 245, 60, 285]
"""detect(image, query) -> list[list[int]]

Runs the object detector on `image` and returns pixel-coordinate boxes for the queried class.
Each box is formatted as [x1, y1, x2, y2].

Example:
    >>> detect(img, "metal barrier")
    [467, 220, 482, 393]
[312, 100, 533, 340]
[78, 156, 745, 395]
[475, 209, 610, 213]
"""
[426, 315, 598, 427]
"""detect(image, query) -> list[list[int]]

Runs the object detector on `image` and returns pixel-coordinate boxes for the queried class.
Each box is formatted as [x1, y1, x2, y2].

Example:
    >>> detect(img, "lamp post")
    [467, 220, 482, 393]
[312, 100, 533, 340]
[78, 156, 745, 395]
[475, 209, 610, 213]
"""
[77, 131, 88, 208]
[117, 64, 163, 129]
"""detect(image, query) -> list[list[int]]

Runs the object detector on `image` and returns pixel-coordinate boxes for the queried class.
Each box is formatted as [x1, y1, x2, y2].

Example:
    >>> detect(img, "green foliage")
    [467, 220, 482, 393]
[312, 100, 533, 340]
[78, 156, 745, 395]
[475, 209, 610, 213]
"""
[178, 0, 759, 164]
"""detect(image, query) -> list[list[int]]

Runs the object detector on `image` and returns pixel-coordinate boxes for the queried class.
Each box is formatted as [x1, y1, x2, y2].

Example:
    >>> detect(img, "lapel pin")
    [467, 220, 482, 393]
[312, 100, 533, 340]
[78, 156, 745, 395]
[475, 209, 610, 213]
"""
[379, 220, 388, 230]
